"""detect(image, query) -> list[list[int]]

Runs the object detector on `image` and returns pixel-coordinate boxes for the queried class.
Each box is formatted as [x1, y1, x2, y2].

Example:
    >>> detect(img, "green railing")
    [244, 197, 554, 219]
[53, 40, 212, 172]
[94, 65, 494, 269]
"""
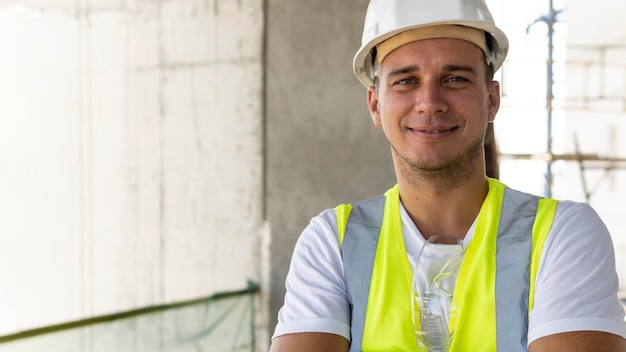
[0, 281, 259, 352]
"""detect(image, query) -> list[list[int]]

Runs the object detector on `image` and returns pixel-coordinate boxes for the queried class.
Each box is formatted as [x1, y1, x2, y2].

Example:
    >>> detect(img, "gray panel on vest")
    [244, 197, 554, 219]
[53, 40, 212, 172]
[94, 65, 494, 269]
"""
[342, 195, 385, 352]
[496, 188, 538, 351]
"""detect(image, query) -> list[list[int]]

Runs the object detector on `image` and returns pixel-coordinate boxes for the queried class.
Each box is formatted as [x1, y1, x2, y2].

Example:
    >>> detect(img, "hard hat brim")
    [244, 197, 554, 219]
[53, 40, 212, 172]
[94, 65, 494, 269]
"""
[353, 20, 509, 87]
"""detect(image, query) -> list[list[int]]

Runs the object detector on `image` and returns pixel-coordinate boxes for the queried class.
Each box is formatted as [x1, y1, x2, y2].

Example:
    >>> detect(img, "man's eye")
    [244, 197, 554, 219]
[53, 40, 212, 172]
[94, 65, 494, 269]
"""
[447, 76, 469, 83]
[396, 78, 415, 85]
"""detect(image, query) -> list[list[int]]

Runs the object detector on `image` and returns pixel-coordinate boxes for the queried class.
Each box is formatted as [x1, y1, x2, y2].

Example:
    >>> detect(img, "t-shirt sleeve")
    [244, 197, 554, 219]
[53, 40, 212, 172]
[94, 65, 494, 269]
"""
[528, 201, 626, 344]
[271, 208, 351, 341]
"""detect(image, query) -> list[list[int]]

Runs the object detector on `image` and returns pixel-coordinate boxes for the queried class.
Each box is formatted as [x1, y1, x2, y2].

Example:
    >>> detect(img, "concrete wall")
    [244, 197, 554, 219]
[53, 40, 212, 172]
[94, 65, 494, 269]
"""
[0, 0, 398, 347]
[0, 0, 264, 339]
[265, 0, 396, 334]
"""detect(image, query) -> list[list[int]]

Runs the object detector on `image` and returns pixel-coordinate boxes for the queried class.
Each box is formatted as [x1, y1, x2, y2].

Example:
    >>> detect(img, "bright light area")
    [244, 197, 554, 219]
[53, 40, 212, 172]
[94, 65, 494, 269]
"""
[489, 0, 626, 287]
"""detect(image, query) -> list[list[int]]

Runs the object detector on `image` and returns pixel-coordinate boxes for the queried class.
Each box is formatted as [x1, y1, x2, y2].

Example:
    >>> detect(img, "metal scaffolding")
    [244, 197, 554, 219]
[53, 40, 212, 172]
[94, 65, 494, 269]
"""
[500, 0, 626, 201]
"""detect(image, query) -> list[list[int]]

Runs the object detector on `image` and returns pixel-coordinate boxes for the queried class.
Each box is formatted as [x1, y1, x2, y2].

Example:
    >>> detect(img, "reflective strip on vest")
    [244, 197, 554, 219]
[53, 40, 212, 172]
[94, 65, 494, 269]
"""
[497, 186, 538, 350]
[338, 179, 557, 351]
[340, 196, 385, 351]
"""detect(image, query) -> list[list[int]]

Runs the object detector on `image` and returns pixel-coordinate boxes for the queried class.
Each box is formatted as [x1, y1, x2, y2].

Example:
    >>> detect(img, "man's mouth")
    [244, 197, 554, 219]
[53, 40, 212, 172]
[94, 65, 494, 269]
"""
[416, 127, 458, 134]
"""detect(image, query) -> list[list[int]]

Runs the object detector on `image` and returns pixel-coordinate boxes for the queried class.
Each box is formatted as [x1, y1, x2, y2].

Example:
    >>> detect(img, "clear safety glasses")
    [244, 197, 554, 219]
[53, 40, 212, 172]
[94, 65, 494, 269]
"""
[411, 235, 465, 351]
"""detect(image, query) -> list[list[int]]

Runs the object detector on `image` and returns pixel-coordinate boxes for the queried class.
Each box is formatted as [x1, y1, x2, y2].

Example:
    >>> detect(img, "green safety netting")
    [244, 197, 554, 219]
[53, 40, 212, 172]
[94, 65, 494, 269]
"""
[0, 281, 258, 352]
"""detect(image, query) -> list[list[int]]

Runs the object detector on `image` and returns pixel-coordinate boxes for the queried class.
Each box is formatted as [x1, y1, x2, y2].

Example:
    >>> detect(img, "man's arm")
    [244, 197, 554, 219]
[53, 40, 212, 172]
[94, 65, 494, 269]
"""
[529, 331, 626, 352]
[270, 332, 349, 352]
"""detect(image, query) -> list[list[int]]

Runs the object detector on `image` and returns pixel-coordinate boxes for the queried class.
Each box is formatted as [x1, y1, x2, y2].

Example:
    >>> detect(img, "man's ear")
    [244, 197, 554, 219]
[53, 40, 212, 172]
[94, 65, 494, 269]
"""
[367, 86, 382, 127]
[487, 80, 501, 123]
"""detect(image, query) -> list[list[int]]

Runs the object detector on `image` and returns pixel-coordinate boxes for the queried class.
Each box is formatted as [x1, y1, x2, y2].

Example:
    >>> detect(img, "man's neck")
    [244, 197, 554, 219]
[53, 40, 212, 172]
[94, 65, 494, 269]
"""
[397, 174, 489, 241]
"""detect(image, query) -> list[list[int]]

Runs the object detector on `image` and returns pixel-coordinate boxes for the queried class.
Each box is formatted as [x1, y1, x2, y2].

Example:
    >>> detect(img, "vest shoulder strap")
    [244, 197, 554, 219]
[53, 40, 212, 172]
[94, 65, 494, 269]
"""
[493, 187, 539, 351]
[339, 195, 385, 351]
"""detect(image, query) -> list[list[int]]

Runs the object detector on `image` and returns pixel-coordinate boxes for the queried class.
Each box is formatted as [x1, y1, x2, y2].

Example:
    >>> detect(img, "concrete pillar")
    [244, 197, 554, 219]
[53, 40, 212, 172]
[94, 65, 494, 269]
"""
[265, 0, 396, 338]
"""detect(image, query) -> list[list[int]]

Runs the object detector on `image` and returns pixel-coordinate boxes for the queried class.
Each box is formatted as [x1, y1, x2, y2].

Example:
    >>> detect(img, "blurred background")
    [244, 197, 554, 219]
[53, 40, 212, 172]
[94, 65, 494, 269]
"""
[0, 0, 624, 351]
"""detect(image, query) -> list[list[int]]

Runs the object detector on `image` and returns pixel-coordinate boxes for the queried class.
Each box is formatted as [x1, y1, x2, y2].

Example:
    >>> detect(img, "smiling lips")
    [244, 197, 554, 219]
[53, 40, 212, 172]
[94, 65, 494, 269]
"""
[411, 126, 458, 134]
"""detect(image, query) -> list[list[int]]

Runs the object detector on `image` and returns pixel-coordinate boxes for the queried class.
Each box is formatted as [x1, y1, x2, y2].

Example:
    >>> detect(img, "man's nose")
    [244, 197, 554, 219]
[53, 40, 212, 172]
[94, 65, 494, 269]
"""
[415, 81, 448, 114]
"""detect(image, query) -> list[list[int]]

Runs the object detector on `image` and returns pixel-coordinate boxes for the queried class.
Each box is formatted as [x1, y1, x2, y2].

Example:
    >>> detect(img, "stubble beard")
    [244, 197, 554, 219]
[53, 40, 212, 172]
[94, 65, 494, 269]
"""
[391, 133, 485, 192]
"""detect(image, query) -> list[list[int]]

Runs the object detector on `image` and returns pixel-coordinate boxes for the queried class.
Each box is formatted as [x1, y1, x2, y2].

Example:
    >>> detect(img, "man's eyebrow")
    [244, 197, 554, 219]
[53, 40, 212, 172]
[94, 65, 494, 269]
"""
[444, 65, 478, 76]
[386, 65, 419, 78]
[385, 64, 479, 78]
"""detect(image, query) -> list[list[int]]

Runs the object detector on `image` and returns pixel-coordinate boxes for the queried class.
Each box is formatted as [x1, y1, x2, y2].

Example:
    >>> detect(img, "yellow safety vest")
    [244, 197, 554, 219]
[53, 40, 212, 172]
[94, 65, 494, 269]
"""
[336, 178, 558, 351]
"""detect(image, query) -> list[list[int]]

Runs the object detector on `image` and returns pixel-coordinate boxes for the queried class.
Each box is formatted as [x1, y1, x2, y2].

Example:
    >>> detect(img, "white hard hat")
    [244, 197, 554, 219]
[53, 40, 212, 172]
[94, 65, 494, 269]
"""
[353, 0, 509, 87]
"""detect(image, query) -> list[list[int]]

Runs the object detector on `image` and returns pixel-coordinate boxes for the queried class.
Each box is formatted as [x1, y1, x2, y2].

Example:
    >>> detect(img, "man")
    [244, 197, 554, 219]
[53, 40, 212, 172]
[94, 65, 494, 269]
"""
[270, 0, 626, 350]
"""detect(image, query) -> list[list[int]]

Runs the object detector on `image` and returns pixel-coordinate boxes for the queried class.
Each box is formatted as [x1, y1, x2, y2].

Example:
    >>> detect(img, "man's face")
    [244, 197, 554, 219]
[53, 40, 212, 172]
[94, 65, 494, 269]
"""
[367, 38, 500, 178]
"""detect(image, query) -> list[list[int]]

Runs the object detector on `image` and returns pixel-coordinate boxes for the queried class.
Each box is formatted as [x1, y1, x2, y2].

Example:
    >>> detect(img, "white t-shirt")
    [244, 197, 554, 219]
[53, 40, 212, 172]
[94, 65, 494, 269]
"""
[272, 199, 626, 346]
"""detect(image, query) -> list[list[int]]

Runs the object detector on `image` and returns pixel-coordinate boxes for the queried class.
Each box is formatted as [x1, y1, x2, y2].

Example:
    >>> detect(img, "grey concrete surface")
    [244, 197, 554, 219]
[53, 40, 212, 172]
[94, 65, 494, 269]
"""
[265, 0, 396, 339]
